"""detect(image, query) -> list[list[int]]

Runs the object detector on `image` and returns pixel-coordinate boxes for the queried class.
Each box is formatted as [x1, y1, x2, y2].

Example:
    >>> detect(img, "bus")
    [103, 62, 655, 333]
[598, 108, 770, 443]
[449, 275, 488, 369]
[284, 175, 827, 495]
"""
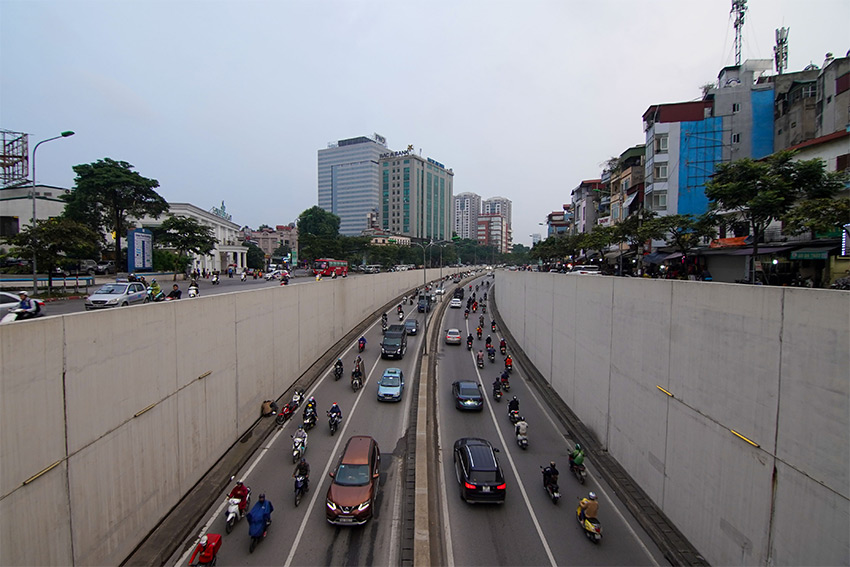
[312, 258, 348, 277]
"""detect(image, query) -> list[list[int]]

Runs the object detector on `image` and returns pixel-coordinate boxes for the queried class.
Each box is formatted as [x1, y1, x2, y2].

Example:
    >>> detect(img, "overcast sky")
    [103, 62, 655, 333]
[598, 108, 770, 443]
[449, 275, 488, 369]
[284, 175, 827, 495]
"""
[2, 0, 848, 246]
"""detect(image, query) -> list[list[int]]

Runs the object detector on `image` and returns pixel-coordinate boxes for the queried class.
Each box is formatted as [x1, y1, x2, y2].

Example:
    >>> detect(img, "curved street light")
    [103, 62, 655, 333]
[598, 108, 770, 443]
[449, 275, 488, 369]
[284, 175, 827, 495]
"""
[31, 131, 75, 295]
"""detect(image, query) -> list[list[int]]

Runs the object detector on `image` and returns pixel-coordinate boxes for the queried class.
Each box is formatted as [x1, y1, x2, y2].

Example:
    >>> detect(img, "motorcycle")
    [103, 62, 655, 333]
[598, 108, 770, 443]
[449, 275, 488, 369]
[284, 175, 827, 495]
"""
[500, 345, 506, 356]
[505, 360, 513, 374]
[1, 306, 44, 324]
[488, 350, 496, 363]
[291, 434, 307, 463]
[274, 403, 295, 425]
[211, 274, 220, 285]
[328, 412, 341, 435]
[516, 431, 528, 450]
[541, 469, 560, 503]
[290, 390, 303, 409]
[398, 310, 404, 321]
[146, 286, 165, 302]
[477, 356, 484, 369]
[508, 409, 521, 424]
[501, 377, 511, 391]
[358, 340, 365, 353]
[477, 328, 482, 339]
[492, 388, 502, 402]
[293, 475, 308, 507]
[576, 504, 602, 543]
[569, 456, 587, 484]
[466, 339, 473, 351]
[224, 487, 251, 534]
[351, 375, 362, 392]
[187, 285, 199, 298]
[482, 305, 487, 314]
[334, 365, 343, 381]
[303, 411, 317, 431]
[491, 322, 496, 332]
[381, 321, 388, 334]
[241, 272, 247, 281]
[464, 310, 469, 319]
[247, 514, 270, 553]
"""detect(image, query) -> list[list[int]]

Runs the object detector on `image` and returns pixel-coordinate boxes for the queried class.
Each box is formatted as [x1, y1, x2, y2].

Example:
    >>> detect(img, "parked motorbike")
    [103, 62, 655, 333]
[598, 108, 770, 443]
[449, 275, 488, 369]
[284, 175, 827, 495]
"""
[328, 412, 341, 435]
[291, 435, 307, 463]
[293, 475, 308, 507]
[576, 504, 602, 543]
[274, 403, 295, 425]
[224, 487, 251, 534]
[290, 390, 303, 409]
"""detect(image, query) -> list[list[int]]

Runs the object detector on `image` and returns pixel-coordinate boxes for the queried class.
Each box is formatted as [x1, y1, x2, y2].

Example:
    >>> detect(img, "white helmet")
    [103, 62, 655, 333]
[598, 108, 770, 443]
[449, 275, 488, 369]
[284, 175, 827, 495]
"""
[200, 535, 208, 546]
[588, 492, 597, 500]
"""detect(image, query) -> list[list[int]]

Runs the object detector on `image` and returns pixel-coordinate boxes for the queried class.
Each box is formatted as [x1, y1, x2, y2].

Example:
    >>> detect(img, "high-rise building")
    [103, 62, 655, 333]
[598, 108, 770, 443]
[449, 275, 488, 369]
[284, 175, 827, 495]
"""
[454, 192, 482, 240]
[483, 196, 513, 249]
[477, 213, 510, 253]
[318, 134, 388, 236]
[380, 148, 453, 241]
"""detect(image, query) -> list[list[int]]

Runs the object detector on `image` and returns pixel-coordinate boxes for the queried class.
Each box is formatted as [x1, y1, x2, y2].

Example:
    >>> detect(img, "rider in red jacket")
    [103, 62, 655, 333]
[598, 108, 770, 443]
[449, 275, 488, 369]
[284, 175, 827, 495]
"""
[189, 533, 221, 565]
[228, 481, 249, 512]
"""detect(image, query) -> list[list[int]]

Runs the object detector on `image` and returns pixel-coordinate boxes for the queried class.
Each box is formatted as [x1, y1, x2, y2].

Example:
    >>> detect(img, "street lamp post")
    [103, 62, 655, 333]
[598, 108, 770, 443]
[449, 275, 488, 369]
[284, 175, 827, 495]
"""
[411, 241, 429, 354]
[31, 131, 75, 295]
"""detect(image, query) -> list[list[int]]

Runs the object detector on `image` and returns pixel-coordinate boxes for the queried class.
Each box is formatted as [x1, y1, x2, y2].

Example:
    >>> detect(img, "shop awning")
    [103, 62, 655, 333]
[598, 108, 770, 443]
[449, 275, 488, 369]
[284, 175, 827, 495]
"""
[623, 193, 637, 208]
[604, 251, 622, 260]
[643, 251, 669, 265]
[727, 246, 795, 256]
[790, 246, 836, 260]
[664, 252, 683, 261]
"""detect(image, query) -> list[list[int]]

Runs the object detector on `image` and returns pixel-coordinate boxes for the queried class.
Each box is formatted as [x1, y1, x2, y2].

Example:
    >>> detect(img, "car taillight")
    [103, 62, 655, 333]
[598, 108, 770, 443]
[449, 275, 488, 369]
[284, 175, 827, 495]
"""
[464, 481, 476, 490]
[496, 483, 506, 490]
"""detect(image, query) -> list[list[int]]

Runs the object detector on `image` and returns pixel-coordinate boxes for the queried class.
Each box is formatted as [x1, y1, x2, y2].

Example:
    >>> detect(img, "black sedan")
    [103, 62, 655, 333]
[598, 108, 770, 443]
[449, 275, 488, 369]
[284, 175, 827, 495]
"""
[453, 438, 506, 503]
[404, 319, 419, 335]
[452, 380, 483, 411]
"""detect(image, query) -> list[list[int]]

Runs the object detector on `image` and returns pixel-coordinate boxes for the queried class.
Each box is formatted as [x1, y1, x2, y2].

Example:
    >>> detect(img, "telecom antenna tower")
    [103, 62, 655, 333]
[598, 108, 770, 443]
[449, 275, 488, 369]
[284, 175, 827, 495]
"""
[774, 27, 789, 74]
[731, 0, 747, 65]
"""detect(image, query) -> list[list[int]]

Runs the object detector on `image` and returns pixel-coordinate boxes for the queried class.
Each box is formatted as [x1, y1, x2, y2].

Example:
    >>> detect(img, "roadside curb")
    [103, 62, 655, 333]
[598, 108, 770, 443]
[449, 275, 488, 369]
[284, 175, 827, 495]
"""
[490, 283, 709, 567]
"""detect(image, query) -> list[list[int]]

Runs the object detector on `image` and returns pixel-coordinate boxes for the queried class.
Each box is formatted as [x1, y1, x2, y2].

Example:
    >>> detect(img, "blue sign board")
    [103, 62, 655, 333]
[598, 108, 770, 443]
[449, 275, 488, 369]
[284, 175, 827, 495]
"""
[127, 228, 153, 273]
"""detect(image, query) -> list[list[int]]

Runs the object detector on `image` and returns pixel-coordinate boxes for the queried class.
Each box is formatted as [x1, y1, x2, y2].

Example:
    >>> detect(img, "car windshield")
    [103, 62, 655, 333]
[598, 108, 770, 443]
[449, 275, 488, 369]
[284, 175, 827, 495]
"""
[381, 375, 401, 387]
[383, 338, 401, 347]
[95, 284, 128, 295]
[459, 385, 479, 397]
[405, 322, 415, 329]
[334, 464, 370, 486]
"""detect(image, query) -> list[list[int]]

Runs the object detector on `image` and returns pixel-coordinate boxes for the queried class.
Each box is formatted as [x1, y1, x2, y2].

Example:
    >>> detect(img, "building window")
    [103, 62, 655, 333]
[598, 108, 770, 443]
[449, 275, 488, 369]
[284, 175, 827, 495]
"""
[732, 102, 741, 113]
[651, 192, 667, 210]
[654, 164, 668, 180]
[654, 134, 668, 153]
[732, 133, 741, 143]
[802, 84, 817, 98]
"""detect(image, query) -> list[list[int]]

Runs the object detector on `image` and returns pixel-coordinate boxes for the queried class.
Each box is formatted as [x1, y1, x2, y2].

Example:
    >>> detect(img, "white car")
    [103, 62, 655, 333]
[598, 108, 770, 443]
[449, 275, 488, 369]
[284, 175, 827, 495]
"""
[85, 282, 148, 309]
[568, 265, 601, 275]
[435, 288, 446, 295]
[449, 298, 463, 308]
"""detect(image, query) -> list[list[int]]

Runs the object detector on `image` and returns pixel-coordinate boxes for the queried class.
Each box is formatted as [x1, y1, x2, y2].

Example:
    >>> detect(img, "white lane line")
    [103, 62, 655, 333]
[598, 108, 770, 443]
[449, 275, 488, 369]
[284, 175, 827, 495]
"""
[471, 354, 557, 567]
[283, 356, 379, 567]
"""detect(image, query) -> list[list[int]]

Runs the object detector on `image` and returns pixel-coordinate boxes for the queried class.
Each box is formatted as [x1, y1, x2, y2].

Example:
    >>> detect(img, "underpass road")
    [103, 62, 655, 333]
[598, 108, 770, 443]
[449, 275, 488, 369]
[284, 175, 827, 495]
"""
[436, 275, 667, 567]
[167, 294, 429, 567]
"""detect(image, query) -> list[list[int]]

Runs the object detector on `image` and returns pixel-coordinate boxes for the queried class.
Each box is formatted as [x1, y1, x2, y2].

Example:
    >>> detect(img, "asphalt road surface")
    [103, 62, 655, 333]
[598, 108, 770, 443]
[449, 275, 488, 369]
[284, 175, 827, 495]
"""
[163, 275, 667, 566]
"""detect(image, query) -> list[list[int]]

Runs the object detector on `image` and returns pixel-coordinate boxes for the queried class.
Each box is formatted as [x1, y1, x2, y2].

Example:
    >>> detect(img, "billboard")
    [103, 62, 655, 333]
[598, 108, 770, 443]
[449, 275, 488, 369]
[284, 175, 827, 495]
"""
[127, 228, 153, 273]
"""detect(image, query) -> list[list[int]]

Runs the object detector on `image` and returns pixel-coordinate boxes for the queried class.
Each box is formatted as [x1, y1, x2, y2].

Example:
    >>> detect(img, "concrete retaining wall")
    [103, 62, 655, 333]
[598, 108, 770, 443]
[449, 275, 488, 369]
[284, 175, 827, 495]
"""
[497, 271, 849, 566]
[0, 270, 453, 566]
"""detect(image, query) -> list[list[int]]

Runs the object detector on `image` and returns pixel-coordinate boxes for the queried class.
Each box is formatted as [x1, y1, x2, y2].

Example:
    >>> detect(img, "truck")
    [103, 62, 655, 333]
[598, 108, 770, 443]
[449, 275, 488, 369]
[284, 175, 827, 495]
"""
[381, 324, 407, 359]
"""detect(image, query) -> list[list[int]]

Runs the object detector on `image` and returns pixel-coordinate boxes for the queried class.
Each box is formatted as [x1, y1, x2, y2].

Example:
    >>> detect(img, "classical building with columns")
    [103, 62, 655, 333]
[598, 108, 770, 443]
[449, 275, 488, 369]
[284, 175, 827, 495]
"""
[135, 202, 247, 274]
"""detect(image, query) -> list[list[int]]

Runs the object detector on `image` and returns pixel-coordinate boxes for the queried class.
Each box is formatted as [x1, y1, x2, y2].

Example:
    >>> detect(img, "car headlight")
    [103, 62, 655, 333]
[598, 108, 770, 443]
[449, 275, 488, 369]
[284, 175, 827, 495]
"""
[107, 298, 119, 304]
[357, 500, 371, 511]
[326, 499, 338, 511]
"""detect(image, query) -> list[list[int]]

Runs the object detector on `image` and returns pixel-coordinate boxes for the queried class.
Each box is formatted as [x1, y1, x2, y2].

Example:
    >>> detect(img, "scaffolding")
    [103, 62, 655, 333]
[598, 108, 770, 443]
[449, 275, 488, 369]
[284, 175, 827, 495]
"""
[1, 130, 29, 188]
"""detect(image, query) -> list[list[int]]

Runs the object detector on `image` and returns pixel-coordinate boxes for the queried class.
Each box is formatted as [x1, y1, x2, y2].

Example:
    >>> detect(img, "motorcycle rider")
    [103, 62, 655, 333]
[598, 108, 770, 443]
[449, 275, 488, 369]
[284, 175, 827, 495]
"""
[515, 417, 529, 440]
[499, 338, 506, 352]
[505, 354, 513, 371]
[358, 336, 367, 350]
[500, 369, 510, 388]
[149, 279, 163, 299]
[293, 457, 311, 492]
[491, 320, 496, 331]
[476, 350, 485, 366]
[166, 284, 182, 300]
[381, 312, 388, 323]
[479, 314, 485, 327]
[247, 493, 274, 537]
[485, 335, 492, 347]
[334, 358, 344, 377]
[188, 533, 222, 566]
[303, 397, 317, 419]
[188, 279, 200, 296]
[464, 308, 469, 319]
[397, 303, 403, 315]
[466, 334, 474, 349]
[476, 326, 482, 339]
[542, 461, 560, 489]
[569, 443, 586, 471]
[293, 424, 308, 448]
[492, 378, 502, 397]
[579, 492, 599, 523]
[508, 396, 519, 414]
[328, 402, 342, 422]
[14, 291, 38, 320]
[487, 344, 496, 360]
[228, 480, 250, 514]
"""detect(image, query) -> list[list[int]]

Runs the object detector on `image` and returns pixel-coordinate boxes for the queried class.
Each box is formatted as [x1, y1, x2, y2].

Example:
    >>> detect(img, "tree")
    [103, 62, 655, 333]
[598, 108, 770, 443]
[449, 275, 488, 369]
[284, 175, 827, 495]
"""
[258, 224, 273, 231]
[272, 243, 291, 258]
[580, 226, 617, 259]
[655, 213, 717, 258]
[62, 158, 168, 271]
[6, 218, 100, 293]
[297, 206, 340, 238]
[152, 215, 218, 279]
[782, 198, 850, 239]
[244, 242, 265, 269]
[705, 151, 847, 282]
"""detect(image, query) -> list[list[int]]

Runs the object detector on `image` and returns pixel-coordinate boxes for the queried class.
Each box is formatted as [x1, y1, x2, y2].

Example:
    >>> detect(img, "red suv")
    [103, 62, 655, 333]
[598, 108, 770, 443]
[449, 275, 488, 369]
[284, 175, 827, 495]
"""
[326, 436, 381, 525]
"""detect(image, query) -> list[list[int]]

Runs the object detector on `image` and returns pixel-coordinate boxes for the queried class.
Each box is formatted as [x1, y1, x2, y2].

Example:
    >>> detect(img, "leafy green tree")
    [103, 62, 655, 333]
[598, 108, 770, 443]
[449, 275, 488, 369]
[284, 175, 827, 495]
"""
[62, 158, 168, 271]
[6, 218, 100, 292]
[782, 198, 850, 239]
[296, 206, 341, 262]
[272, 243, 291, 258]
[655, 213, 717, 258]
[580, 226, 617, 259]
[244, 242, 265, 269]
[152, 215, 218, 279]
[706, 151, 848, 282]
[258, 224, 273, 231]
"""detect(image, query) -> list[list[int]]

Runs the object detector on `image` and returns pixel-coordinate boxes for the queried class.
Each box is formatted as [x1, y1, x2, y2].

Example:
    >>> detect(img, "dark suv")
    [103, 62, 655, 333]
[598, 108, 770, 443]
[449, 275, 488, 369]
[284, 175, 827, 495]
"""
[453, 438, 505, 503]
[326, 436, 381, 525]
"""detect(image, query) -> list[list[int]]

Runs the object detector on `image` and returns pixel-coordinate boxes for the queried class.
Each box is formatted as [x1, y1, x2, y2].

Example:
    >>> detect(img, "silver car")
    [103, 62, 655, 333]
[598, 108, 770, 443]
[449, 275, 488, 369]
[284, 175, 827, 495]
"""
[85, 282, 148, 310]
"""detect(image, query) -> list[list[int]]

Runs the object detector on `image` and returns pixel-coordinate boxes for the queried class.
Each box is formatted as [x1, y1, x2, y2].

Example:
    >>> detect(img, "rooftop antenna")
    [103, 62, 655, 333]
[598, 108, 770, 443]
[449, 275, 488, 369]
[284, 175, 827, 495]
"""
[774, 27, 789, 74]
[731, 0, 747, 65]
